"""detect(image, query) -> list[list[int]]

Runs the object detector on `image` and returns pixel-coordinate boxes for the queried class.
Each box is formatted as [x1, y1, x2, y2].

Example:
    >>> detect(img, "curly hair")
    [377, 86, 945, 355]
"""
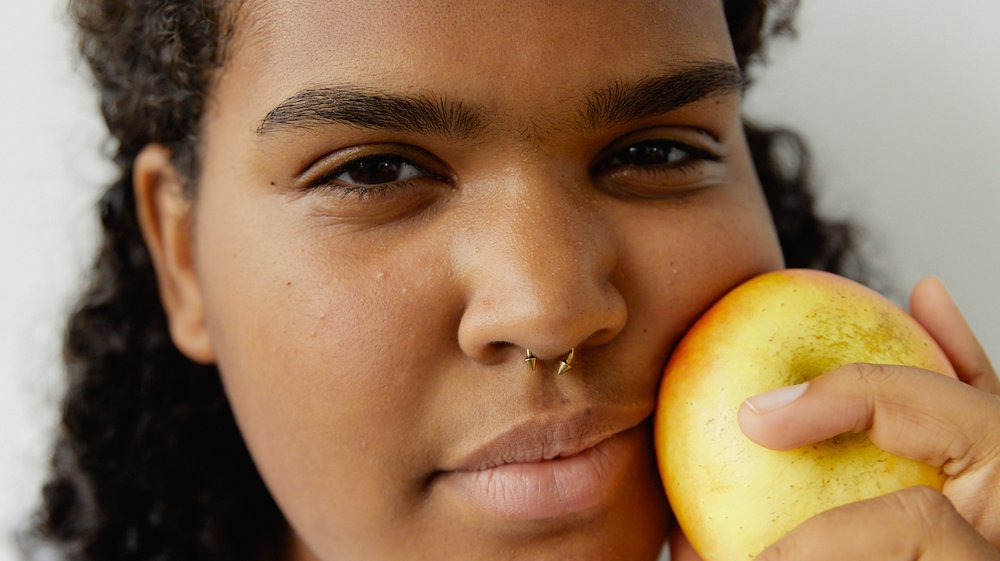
[26, 1, 858, 560]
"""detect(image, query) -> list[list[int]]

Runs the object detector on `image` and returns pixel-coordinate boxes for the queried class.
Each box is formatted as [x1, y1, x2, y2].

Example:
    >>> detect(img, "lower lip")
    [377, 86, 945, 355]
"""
[443, 429, 638, 521]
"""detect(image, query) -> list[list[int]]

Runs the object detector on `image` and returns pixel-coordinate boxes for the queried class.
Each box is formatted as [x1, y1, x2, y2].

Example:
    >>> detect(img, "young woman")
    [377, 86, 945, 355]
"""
[30, 1, 1000, 560]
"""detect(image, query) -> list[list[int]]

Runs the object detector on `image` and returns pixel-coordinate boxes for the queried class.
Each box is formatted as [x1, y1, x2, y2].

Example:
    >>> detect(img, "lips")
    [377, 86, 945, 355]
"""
[439, 406, 650, 521]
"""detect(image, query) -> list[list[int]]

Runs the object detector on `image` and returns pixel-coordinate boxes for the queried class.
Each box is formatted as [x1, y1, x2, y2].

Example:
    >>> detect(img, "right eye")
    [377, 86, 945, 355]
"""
[301, 146, 451, 202]
[328, 154, 425, 187]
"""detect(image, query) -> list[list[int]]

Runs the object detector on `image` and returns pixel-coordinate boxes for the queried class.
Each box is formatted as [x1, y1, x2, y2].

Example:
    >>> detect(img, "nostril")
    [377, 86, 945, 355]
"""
[584, 326, 619, 348]
[474, 340, 520, 366]
[488, 341, 518, 357]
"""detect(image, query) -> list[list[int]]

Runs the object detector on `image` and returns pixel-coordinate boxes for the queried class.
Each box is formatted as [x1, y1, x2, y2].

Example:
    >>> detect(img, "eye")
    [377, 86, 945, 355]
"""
[593, 139, 717, 174]
[294, 144, 453, 224]
[331, 154, 424, 187]
[301, 146, 451, 202]
[591, 135, 725, 198]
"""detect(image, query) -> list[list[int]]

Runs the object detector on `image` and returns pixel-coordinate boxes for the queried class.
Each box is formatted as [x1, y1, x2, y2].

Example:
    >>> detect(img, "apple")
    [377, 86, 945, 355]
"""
[654, 269, 955, 561]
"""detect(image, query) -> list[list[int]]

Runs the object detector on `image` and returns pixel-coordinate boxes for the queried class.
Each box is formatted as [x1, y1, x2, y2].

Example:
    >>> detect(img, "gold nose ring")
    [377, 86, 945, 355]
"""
[557, 348, 575, 375]
[524, 348, 576, 374]
[524, 349, 538, 370]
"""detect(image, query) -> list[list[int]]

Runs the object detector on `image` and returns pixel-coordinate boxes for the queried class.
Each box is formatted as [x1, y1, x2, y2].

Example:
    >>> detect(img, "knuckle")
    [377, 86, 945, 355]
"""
[985, 395, 1000, 460]
[894, 486, 958, 528]
[844, 362, 899, 386]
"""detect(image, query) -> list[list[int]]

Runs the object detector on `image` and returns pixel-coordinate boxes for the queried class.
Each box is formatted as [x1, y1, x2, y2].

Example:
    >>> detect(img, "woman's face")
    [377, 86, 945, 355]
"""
[184, 1, 783, 559]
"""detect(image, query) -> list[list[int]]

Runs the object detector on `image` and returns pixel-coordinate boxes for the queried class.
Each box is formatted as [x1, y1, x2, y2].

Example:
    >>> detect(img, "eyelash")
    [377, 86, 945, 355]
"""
[592, 139, 721, 180]
[308, 154, 443, 200]
[304, 139, 720, 199]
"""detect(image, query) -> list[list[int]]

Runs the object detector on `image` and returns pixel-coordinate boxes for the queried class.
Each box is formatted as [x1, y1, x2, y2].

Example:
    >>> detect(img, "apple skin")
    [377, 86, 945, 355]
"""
[654, 269, 955, 561]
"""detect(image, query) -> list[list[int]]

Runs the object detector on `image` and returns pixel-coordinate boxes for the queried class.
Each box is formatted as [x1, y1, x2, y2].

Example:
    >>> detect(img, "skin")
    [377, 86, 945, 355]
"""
[733, 277, 1000, 561]
[132, 1, 1000, 560]
[670, 277, 1000, 560]
[659, 271, 954, 560]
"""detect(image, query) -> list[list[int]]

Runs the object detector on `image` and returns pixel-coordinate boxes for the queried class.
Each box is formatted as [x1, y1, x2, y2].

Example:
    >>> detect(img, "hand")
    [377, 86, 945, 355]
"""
[737, 277, 1000, 559]
[668, 488, 999, 561]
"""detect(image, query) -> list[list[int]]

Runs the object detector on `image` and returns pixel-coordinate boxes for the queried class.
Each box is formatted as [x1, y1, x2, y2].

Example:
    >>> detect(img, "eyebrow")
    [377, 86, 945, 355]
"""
[256, 88, 486, 138]
[579, 61, 745, 130]
[255, 61, 743, 138]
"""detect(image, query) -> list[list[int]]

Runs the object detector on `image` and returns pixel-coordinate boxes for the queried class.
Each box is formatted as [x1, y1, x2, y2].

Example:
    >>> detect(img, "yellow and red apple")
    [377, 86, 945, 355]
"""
[655, 269, 955, 561]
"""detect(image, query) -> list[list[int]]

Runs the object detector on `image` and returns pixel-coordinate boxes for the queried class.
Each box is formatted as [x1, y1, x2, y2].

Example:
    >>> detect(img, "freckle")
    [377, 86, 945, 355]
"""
[286, 281, 292, 287]
[270, 181, 276, 186]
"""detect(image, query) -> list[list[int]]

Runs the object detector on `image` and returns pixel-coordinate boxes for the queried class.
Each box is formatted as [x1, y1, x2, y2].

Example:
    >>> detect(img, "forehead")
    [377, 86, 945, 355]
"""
[234, 0, 729, 45]
[212, 1, 735, 143]
[230, 1, 731, 86]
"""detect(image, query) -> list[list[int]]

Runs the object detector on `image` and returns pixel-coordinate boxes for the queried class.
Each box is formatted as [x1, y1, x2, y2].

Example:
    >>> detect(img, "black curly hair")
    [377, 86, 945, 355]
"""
[25, 1, 859, 560]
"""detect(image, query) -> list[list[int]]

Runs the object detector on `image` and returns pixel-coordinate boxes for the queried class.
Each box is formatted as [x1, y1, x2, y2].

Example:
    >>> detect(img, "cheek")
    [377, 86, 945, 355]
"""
[192, 193, 458, 542]
[611, 124, 785, 349]
[614, 189, 784, 359]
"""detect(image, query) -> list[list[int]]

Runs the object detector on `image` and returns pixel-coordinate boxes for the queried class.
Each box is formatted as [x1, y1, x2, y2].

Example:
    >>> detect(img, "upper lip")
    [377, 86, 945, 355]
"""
[445, 405, 651, 472]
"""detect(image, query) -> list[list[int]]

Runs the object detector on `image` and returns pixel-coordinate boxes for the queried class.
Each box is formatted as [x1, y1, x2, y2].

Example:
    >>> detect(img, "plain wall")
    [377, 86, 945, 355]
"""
[2, 2, 998, 559]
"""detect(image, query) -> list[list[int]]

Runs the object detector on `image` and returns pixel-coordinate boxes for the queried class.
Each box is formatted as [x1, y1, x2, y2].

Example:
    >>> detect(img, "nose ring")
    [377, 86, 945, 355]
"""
[524, 348, 575, 374]
[557, 348, 575, 375]
[524, 349, 538, 370]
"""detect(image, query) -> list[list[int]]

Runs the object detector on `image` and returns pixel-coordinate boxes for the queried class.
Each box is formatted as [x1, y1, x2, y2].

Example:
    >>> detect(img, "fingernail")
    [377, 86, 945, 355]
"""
[744, 382, 809, 414]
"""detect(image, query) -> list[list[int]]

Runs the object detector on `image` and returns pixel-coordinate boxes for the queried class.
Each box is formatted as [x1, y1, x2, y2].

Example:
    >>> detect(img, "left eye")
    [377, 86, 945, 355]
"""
[332, 154, 424, 186]
[595, 140, 710, 173]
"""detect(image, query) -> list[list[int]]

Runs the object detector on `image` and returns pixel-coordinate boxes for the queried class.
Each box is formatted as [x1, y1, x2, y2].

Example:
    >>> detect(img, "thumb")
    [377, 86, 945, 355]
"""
[754, 487, 998, 560]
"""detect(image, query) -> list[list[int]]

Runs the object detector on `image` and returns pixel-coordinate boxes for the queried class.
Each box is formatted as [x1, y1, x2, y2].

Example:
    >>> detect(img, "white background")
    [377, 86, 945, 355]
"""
[1, 2, 998, 559]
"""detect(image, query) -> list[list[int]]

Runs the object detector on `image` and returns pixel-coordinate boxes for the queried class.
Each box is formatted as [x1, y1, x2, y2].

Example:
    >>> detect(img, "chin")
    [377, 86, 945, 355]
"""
[496, 517, 668, 561]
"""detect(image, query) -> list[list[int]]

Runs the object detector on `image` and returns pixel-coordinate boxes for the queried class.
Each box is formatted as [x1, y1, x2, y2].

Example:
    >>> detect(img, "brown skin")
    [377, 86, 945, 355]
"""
[133, 1, 1000, 560]
[138, 1, 781, 559]
[731, 277, 1000, 561]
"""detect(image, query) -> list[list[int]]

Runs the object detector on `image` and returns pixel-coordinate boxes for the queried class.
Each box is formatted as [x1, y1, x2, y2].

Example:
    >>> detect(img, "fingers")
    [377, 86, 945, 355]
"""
[738, 363, 1000, 546]
[736, 277, 1000, 556]
[755, 486, 1000, 560]
[758, 487, 996, 559]
[910, 276, 1000, 395]
[738, 364, 1000, 475]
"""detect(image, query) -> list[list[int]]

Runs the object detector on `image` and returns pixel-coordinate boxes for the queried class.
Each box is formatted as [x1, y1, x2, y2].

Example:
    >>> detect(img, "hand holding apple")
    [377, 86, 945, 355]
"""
[655, 270, 1000, 560]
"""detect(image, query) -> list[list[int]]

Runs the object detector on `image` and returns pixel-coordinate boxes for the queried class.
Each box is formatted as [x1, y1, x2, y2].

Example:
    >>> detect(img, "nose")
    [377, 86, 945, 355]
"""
[453, 170, 627, 366]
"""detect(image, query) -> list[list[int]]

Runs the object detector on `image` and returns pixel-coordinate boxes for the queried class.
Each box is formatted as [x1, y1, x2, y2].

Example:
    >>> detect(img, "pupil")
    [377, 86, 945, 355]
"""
[628, 142, 673, 166]
[350, 157, 403, 184]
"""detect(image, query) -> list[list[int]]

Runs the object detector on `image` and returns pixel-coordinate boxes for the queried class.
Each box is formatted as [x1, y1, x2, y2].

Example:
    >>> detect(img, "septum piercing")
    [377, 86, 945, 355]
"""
[557, 348, 575, 375]
[524, 349, 538, 370]
[524, 348, 575, 374]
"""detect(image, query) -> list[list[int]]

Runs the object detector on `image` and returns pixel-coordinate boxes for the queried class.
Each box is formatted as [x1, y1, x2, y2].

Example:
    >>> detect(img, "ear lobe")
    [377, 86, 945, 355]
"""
[134, 144, 215, 364]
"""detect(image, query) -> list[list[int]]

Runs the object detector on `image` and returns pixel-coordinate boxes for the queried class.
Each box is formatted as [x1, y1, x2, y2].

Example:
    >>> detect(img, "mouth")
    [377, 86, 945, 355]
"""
[437, 407, 651, 521]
